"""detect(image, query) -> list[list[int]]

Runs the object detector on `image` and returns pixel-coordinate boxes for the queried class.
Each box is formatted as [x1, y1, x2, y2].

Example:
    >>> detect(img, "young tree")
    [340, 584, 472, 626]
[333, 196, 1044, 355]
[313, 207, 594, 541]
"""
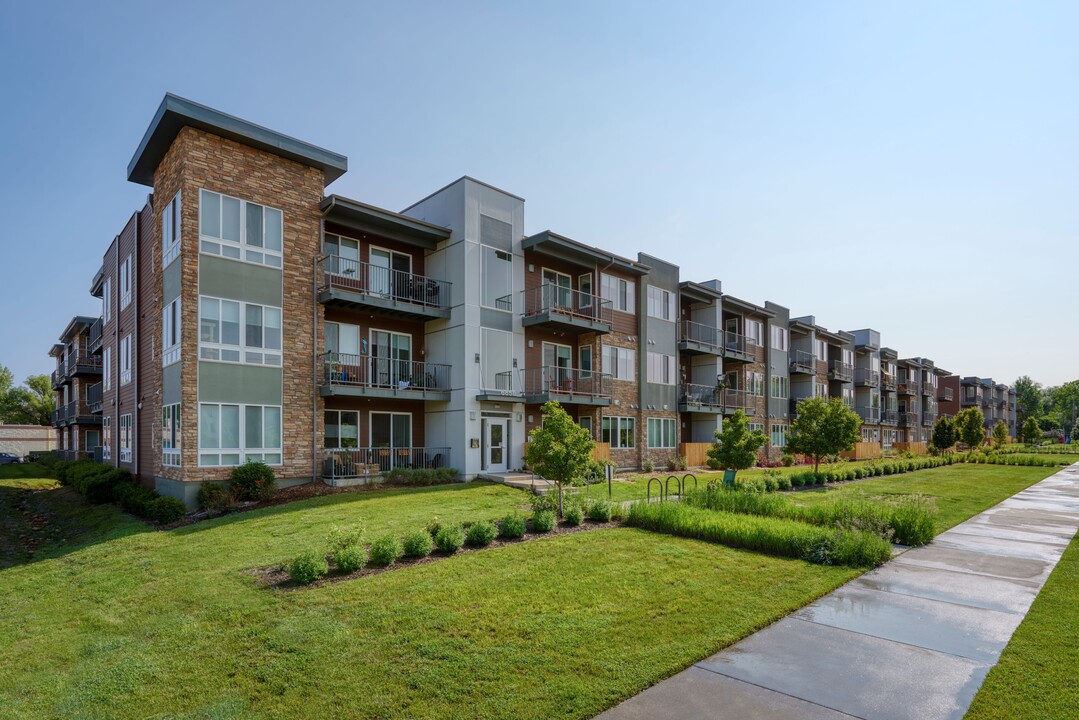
[523, 402, 594, 516]
[1013, 375, 1042, 425]
[1021, 416, 1042, 447]
[784, 397, 861, 473]
[992, 419, 1009, 449]
[706, 409, 767, 477]
[954, 407, 986, 454]
[932, 415, 957, 454]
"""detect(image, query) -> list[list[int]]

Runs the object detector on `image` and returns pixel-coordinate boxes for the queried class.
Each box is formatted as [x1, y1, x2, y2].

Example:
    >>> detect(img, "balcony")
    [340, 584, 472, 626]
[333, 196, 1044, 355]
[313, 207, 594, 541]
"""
[51, 365, 66, 389]
[317, 256, 451, 321]
[723, 332, 759, 364]
[52, 406, 67, 427]
[961, 393, 982, 406]
[939, 387, 954, 402]
[524, 366, 611, 406]
[321, 446, 450, 482]
[678, 320, 722, 356]
[897, 380, 918, 396]
[881, 409, 898, 425]
[87, 383, 103, 413]
[854, 368, 880, 387]
[882, 374, 898, 391]
[855, 406, 881, 424]
[921, 383, 936, 396]
[88, 317, 104, 354]
[319, 353, 451, 402]
[789, 396, 814, 416]
[789, 350, 815, 375]
[898, 412, 918, 426]
[66, 401, 101, 425]
[830, 361, 854, 383]
[677, 383, 751, 414]
[521, 285, 612, 334]
[66, 354, 103, 378]
[922, 412, 937, 426]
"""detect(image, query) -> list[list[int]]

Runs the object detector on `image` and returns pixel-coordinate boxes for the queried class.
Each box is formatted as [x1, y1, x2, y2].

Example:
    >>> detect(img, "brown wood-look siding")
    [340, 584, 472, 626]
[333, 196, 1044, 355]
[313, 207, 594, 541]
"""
[136, 203, 156, 484]
[114, 211, 139, 477]
[323, 222, 426, 278]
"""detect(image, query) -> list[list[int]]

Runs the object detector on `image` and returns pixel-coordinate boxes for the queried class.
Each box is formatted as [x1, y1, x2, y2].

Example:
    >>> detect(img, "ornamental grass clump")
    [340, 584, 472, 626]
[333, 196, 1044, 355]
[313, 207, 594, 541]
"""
[586, 499, 613, 522]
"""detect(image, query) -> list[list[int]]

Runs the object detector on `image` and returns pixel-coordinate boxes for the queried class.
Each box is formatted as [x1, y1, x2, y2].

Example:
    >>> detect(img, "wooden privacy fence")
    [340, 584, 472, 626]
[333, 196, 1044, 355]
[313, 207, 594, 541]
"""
[893, 442, 928, 455]
[841, 442, 882, 461]
[679, 443, 711, 468]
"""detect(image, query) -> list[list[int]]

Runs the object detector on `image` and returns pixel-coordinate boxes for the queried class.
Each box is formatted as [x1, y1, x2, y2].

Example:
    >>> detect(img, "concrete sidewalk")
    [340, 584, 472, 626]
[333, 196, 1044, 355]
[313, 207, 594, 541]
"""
[596, 462, 1079, 720]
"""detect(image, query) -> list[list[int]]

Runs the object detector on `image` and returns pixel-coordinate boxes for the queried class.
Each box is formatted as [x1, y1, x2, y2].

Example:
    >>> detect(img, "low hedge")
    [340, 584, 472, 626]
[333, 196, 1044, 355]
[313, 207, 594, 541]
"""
[55, 459, 186, 524]
[385, 467, 461, 486]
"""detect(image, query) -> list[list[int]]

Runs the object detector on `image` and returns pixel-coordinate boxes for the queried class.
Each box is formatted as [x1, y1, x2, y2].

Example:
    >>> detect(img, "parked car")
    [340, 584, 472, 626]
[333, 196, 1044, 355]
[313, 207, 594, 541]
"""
[0, 452, 23, 465]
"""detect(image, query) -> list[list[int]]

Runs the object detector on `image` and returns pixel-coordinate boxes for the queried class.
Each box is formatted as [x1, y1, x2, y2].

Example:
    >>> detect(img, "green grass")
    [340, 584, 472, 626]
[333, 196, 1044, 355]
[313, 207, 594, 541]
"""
[965, 533, 1079, 720]
[0, 477, 858, 719]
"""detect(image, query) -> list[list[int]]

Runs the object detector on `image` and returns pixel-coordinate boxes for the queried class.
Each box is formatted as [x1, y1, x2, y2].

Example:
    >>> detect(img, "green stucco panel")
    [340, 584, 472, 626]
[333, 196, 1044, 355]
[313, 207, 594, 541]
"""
[199, 255, 282, 306]
[198, 362, 282, 405]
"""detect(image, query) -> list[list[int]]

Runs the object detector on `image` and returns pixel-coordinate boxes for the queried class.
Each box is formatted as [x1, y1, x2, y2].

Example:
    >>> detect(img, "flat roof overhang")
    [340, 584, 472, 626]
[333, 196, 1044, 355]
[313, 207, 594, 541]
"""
[880, 347, 898, 360]
[679, 281, 722, 304]
[722, 295, 776, 318]
[59, 316, 99, 343]
[321, 195, 451, 250]
[523, 231, 650, 275]
[128, 94, 348, 187]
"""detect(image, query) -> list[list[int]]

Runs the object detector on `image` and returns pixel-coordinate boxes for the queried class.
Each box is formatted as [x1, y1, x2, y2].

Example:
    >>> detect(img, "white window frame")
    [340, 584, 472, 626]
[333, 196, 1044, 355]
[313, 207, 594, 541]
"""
[198, 402, 282, 467]
[770, 423, 787, 449]
[102, 346, 112, 392]
[119, 413, 132, 463]
[162, 190, 182, 268]
[771, 375, 789, 399]
[601, 273, 636, 314]
[162, 403, 181, 467]
[162, 298, 181, 367]
[747, 371, 765, 397]
[647, 417, 677, 449]
[324, 410, 360, 449]
[745, 319, 764, 346]
[119, 255, 133, 310]
[602, 416, 636, 449]
[646, 286, 676, 321]
[771, 326, 788, 352]
[102, 277, 112, 325]
[198, 296, 282, 367]
[120, 335, 132, 386]
[101, 416, 112, 460]
[479, 245, 514, 312]
[604, 346, 635, 381]
[198, 188, 283, 269]
[646, 352, 676, 385]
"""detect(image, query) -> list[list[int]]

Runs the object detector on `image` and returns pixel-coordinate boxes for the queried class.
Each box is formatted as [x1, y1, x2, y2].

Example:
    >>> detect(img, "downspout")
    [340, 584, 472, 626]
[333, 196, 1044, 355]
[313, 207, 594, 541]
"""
[132, 209, 140, 482]
[312, 218, 323, 485]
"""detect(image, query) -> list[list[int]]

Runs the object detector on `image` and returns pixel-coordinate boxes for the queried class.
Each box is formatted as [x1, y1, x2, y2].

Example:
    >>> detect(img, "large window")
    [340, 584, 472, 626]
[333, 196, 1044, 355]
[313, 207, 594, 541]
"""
[815, 381, 828, 398]
[745, 319, 763, 346]
[604, 346, 635, 381]
[199, 296, 281, 366]
[199, 189, 283, 268]
[480, 246, 513, 311]
[747, 371, 765, 397]
[199, 403, 281, 466]
[771, 326, 788, 352]
[102, 277, 112, 325]
[119, 414, 132, 463]
[119, 255, 133, 310]
[646, 286, 675, 321]
[120, 335, 132, 386]
[602, 416, 636, 449]
[103, 347, 112, 391]
[647, 417, 676, 448]
[601, 273, 635, 314]
[646, 352, 675, 385]
[481, 328, 513, 392]
[770, 375, 788, 399]
[101, 416, 112, 460]
[770, 423, 787, 449]
[162, 298, 181, 367]
[370, 412, 412, 449]
[162, 404, 181, 467]
[325, 411, 359, 449]
[162, 190, 182, 268]
[815, 338, 827, 361]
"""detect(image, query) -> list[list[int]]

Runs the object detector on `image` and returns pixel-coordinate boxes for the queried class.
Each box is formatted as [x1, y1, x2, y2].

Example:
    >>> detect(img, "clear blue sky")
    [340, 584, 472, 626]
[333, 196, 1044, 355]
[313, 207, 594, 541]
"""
[1, 1, 1075, 386]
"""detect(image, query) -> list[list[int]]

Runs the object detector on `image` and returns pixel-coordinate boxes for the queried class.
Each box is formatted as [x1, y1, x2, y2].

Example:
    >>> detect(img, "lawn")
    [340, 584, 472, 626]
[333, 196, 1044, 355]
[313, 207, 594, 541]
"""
[965, 534, 1079, 720]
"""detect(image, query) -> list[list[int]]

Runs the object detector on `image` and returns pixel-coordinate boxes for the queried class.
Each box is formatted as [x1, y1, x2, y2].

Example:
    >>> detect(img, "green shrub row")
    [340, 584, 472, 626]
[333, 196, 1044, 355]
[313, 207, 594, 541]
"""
[384, 467, 461, 486]
[625, 501, 892, 567]
[787, 455, 959, 487]
[55, 459, 186, 524]
[966, 453, 1066, 467]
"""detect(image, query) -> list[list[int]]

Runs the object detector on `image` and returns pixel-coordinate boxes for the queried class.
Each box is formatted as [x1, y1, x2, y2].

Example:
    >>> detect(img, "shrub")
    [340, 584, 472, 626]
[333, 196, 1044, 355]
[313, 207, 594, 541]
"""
[642, 459, 655, 473]
[761, 469, 782, 492]
[776, 475, 792, 491]
[327, 524, 365, 554]
[530, 493, 559, 515]
[368, 534, 402, 567]
[289, 551, 328, 585]
[890, 496, 937, 546]
[564, 504, 584, 526]
[666, 455, 688, 471]
[334, 544, 367, 573]
[434, 525, 465, 553]
[781, 453, 795, 467]
[229, 461, 276, 501]
[386, 467, 461, 486]
[425, 516, 442, 538]
[531, 509, 556, 532]
[401, 530, 434, 558]
[466, 520, 497, 547]
[586, 499, 613, 522]
[148, 496, 186, 524]
[499, 513, 527, 539]
[197, 483, 229, 513]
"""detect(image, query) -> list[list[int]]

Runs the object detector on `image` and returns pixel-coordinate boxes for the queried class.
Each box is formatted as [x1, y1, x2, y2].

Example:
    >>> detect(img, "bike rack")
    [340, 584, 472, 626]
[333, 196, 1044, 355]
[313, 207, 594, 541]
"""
[665, 475, 681, 499]
[681, 473, 698, 495]
[647, 477, 665, 502]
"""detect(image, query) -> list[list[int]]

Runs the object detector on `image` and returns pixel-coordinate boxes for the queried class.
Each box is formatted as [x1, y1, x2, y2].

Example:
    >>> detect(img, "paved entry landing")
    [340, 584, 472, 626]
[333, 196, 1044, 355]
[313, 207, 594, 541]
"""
[597, 462, 1079, 720]
[480, 472, 555, 494]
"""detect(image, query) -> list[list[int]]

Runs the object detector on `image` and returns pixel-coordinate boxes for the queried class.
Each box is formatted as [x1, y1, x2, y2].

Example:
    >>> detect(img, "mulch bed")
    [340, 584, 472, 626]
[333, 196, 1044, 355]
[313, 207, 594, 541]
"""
[250, 518, 620, 591]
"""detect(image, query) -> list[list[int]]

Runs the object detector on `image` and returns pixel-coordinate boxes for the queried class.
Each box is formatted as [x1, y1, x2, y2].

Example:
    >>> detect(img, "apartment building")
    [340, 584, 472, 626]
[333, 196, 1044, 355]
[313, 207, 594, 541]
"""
[49, 93, 1002, 505]
[940, 377, 1018, 438]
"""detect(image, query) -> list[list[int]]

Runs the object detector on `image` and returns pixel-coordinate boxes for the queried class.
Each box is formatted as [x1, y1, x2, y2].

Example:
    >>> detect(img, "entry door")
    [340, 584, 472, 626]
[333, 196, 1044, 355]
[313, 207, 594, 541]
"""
[370, 247, 411, 298]
[85, 430, 100, 451]
[370, 330, 411, 387]
[487, 419, 508, 472]
[542, 269, 571, 309]
[371, 412, 412, 470]
[325, 235, 359, 276]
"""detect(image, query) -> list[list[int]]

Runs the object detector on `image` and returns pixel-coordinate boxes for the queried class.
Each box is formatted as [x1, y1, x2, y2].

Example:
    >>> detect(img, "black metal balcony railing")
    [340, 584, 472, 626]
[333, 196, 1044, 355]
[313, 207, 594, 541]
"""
[939, 387, 954, 402]
[855, 405, 881, 424]
[881, 409, 898, 425]
[87, 382, 103, 413]
[680, 383, 722, 410]
[882, 374, 898, 391]
[789, 350, 815, 375]
[318, 255, 452, 312]
[830, 361, 854, 382]
[679, 320, 721, 352]
[898, 412, 918, 426]
[524, 366, 611, 402]
[854, 368, 880, 387]
[723, 331, 758, 361]
[88, 317, 104, 354]
[923, 412, 937, 426]
[51, 365, 66, 388]
[52, 407, 67, 427]
[321, 353, 451, 393]
[321, 446, 450, 480]
[922, 383, 936, 396]
[521, 285, 613, 327]
[961, 393, 982, 406]
[66, 354, 103, 377]
[897, 379, 918, 396]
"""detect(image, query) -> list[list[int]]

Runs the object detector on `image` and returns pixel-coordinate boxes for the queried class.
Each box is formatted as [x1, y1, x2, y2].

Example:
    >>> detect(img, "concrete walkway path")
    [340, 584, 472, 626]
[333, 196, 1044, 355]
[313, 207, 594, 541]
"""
[596, 462, 1079, 720]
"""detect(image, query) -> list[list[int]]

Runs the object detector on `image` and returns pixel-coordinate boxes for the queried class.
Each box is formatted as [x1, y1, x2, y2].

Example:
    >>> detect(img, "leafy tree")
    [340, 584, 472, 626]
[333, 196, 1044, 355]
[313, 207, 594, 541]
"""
[932, 415, 957, 454]
[1046, 380, 1079, 437]
[523, 402, 594, 516]
[1021, 416, 1042, 447]
[1038, 414, 1061, 432]
[784, 397, 861, 473]
[992, 419, 1009, 449]
[954, 408, 986, 453]
[1, 371, 55, 426]
[1012, 375, 1042, 425]
[706, 409, 767, 474]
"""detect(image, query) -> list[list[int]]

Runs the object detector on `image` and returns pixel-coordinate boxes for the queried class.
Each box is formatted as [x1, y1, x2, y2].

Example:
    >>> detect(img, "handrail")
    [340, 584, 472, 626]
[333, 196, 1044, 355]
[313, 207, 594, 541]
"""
[317, 255, 451, 311]
[524, 366, 611, 399]
[680, 320, 721, 349]
[321, 352, 451, 392]
[521, 284, 612, 325]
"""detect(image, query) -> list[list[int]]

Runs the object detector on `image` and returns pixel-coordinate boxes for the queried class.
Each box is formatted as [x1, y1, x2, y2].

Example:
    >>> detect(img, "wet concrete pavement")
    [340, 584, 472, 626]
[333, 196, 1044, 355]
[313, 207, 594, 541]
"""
[596, 462, 1079, 720]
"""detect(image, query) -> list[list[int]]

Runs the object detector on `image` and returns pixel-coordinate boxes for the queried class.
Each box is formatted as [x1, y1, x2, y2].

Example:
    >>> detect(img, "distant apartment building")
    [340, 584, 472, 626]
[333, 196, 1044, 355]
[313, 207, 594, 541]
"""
[937, 376, 1018, 438]
[48, 93, 1010, 505]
